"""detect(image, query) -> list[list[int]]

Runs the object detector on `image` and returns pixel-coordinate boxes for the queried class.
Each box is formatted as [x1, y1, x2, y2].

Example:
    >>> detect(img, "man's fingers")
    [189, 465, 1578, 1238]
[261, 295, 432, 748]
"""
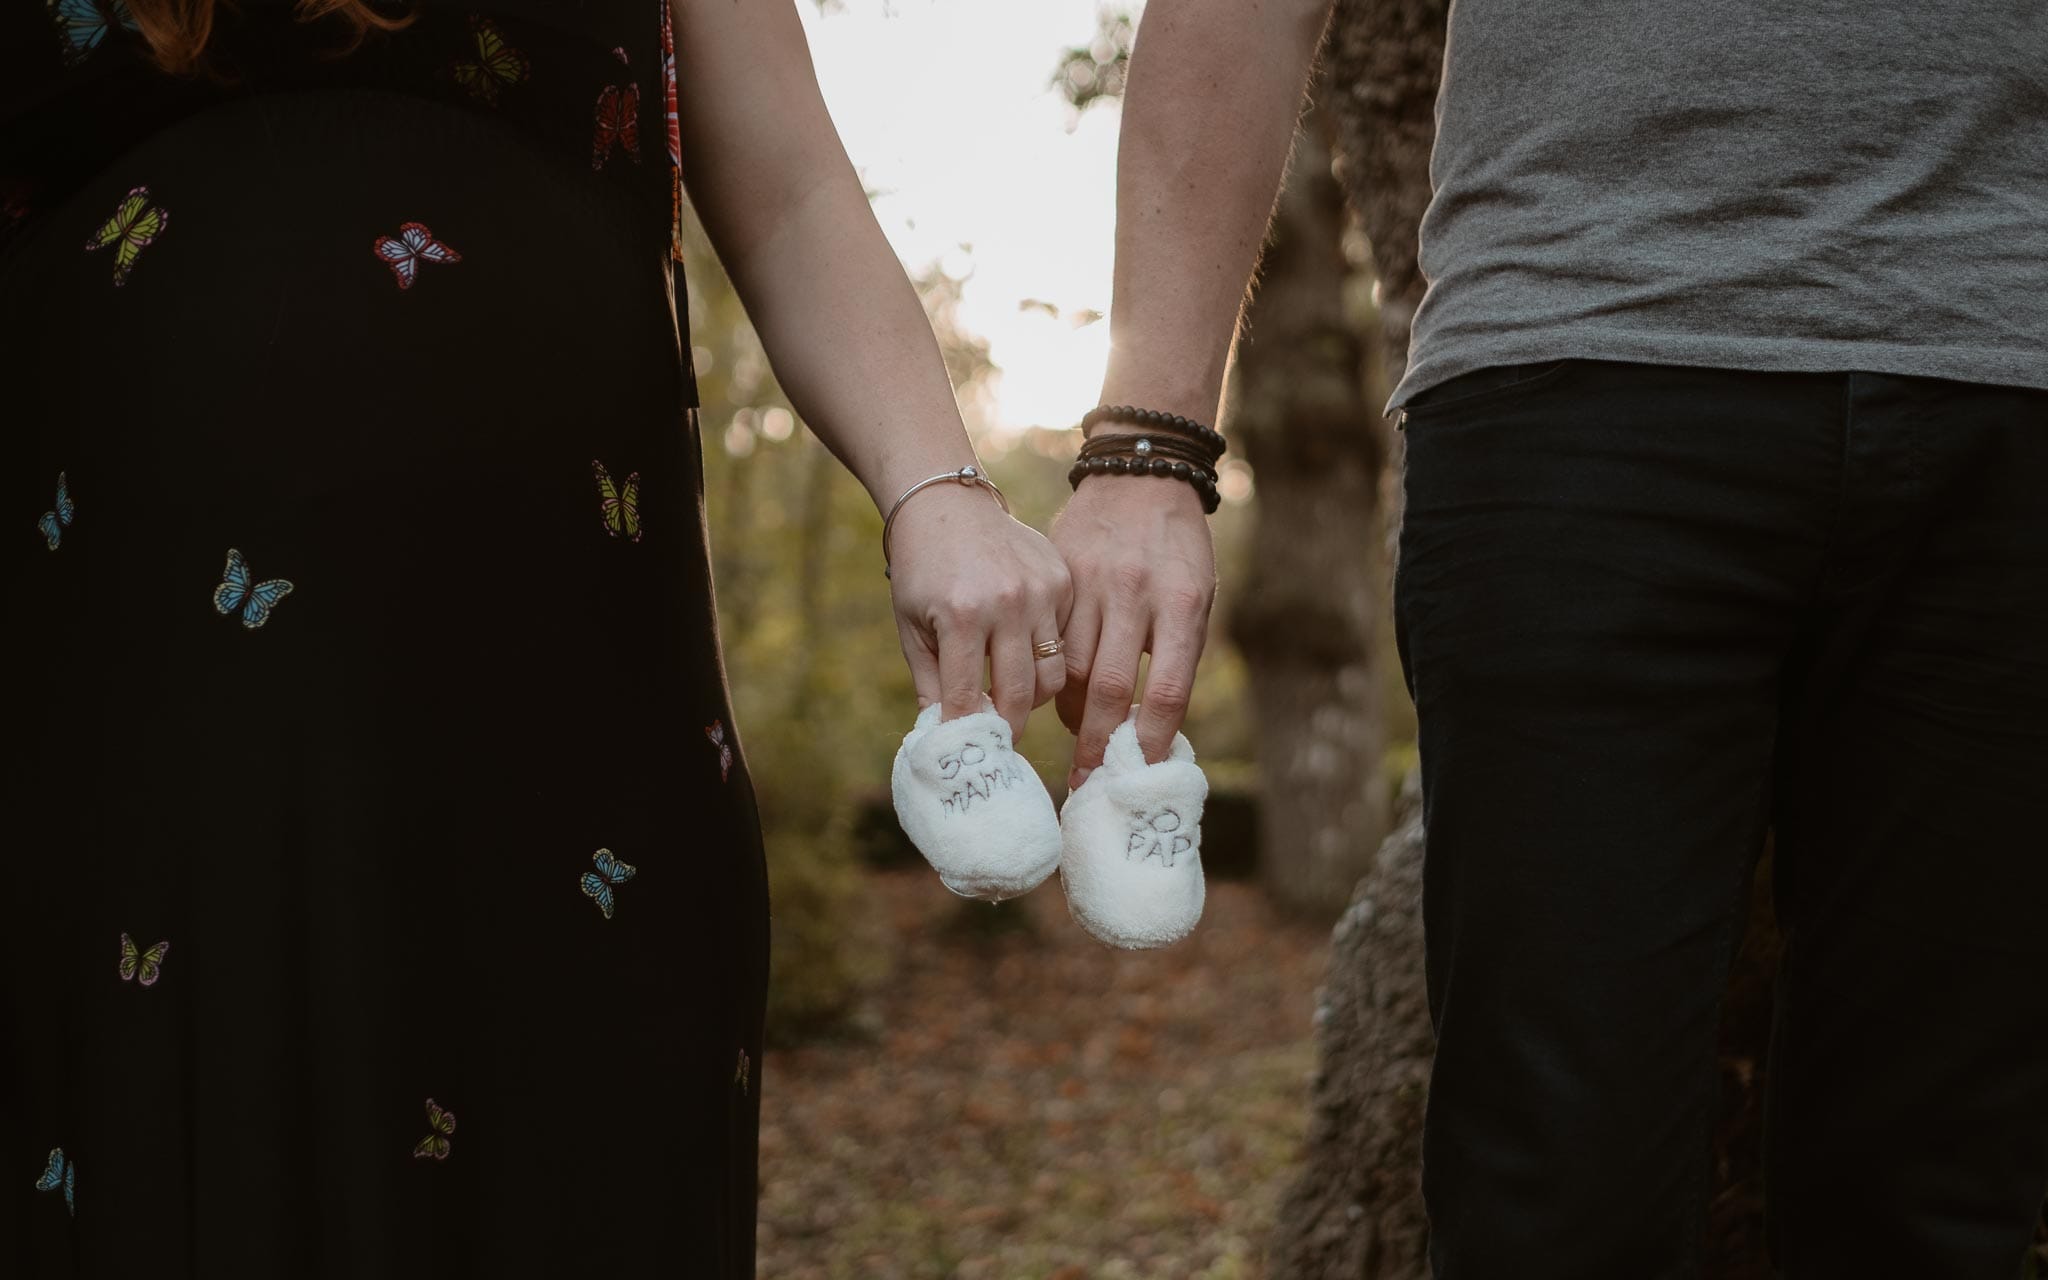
[1072, 611, 1146, 786]
[937, 618, 988, 721]
[990, 630, 1036, 741]
[897, 617, 943, 709]
[1132, 617, 1205, 763]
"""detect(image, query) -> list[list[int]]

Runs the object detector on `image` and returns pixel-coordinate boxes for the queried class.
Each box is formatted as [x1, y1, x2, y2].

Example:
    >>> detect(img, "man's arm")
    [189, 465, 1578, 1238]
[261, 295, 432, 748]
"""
[1053, 0, 1334, 785]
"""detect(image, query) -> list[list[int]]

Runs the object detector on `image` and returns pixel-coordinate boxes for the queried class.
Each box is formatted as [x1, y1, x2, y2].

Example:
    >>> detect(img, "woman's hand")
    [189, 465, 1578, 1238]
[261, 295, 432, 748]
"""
[887, 483, 1075, 740]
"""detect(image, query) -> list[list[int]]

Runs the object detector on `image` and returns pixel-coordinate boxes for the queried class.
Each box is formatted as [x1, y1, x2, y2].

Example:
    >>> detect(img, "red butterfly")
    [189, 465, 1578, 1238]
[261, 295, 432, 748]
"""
[371, 222, 461, 291]
[592, 82, 642, 171]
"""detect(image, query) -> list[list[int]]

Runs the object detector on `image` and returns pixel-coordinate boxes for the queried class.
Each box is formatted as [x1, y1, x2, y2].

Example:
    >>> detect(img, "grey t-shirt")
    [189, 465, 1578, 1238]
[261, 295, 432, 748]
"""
[1384, 0, 2048, 417]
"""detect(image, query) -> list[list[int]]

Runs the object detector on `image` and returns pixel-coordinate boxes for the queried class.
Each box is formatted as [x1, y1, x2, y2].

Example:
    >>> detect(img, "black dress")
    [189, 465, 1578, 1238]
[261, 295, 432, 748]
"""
[0, 3, 768, 1275]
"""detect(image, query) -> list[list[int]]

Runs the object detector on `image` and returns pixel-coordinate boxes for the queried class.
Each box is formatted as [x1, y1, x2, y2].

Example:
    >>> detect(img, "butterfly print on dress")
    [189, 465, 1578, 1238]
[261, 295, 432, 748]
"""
[372, 222, 461, 291]
[592, 460, 642, 541]
[449, 16, 529, 106]
[84, 185, 167, 286]
[117, 932, 170, 986]
[34, 1148, 75, 1216]
[49, 0, 138, 67]
[580, 848, 637, 920]
[38, 472, 73, 550]
[706, 720, 733, 783]
[592, 78, 642, 171]
[413, 1098, 456, 1160]
[212, 548, 295, 630]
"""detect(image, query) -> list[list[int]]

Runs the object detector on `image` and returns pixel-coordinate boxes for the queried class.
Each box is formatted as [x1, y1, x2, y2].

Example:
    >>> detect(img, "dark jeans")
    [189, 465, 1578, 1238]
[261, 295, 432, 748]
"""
[1390, 357, 2048, 1277]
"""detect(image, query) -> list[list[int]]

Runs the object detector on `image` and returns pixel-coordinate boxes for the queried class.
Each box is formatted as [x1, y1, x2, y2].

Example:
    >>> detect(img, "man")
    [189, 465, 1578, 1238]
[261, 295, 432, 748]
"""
[1051, 0, 2048, 1273]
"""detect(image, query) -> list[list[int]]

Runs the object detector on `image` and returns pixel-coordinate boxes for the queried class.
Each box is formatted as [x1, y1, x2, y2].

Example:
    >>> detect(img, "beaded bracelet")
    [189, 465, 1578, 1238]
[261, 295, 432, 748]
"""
[1078, 431, 1220, 477]
[1080, 404, 1227, 458]
[1067, 449, 1221, 514]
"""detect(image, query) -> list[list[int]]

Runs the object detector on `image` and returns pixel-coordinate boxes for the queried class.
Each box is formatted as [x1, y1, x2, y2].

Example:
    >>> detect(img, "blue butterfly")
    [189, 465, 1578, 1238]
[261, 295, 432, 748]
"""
[34, 1147, 75, 1216]
[47, 0, 139, 67]
[580, 847, 637, 920]
[212, 548, 294, 630]
[38, 472, 73, 550]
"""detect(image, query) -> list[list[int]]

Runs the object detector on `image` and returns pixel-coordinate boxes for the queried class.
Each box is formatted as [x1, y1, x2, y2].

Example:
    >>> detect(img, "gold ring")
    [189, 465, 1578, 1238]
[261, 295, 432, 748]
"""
[1032, 638, 1064, 660]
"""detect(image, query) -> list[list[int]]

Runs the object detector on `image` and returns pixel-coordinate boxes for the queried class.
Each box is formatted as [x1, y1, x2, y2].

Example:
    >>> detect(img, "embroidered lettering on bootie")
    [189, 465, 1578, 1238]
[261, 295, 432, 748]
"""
[1057, 710, 1207, 949]
[891, 696, 1063, 901]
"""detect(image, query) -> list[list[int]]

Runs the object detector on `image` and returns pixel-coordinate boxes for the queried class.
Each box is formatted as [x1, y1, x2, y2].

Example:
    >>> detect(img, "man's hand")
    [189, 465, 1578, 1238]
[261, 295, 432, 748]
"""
[1051, 474, 1216, 790]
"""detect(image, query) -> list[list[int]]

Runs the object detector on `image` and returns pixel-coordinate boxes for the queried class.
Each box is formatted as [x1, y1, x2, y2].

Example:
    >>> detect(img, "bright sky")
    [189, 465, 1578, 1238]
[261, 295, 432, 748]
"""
[796, 0, 1140, 434]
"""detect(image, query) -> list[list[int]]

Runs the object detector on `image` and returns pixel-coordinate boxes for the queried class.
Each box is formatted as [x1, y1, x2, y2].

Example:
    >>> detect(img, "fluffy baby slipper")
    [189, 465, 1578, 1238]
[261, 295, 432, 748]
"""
[1058, 711, 1208, 949]
[891, 696, 1063, 901]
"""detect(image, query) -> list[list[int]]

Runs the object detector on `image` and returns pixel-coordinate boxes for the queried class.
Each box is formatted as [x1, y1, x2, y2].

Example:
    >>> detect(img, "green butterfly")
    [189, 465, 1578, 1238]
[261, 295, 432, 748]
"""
[84, 185, 168, 286]
[592, 459, 642, 541]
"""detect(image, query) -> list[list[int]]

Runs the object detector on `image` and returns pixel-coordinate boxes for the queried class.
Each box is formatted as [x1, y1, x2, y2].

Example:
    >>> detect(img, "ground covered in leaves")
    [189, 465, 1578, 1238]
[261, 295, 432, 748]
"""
[756, 868, 1333, 1279]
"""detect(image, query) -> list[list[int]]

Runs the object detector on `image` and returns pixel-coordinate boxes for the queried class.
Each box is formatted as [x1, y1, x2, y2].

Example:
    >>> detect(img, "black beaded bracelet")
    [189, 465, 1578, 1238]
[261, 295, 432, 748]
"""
[1080, 404, 1228, 457]
[1067, 452, 1222, 514]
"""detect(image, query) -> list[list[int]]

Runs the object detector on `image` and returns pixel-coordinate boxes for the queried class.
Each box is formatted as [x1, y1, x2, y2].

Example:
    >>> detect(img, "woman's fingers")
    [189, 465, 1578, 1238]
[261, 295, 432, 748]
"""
[896, 615, 943, 710]
[1055, 597, 1102, 738]
[990, 630, 1037, 740]
[937, 615, 989, 721]
[1031, 626, 1069, 708]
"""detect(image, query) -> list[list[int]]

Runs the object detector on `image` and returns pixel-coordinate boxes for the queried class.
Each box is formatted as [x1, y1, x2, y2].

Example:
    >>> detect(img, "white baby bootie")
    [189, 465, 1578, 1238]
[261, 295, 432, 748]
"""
[891, 696, 1063, 901]
[1058, 710, 1208, 949]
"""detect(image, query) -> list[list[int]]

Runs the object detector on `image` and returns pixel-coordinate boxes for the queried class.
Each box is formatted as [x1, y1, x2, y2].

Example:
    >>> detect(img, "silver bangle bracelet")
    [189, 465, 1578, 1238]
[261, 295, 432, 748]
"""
[881, 464, 1010, 578]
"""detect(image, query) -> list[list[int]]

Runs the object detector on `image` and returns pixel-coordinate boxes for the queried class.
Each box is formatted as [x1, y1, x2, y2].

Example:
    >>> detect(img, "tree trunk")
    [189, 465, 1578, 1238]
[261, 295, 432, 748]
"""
[1271, 2, 1785, 1272]
[1224, 87, 1389, 919]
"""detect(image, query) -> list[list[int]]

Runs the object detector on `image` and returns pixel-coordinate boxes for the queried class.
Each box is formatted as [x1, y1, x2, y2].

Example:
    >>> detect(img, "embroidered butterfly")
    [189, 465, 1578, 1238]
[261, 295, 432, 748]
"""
[38, 471, 73, 550]
[592, 460, 642, 541]
[213, 548, 295, 630]
[580, 847, 637, 920]
[592, 81, 642, 171]
[734, 1048, 750, 1095]
[34, 1148, 75, 1216]
[413, 1097, 456, 1160]
[449, 16, 530, 107]
[48, 0, 139, 67]
[706, 720, 733, 783]
[371, 221, 461, 292]
[84, 184, 167, 286]
[118, 932, 170, 987]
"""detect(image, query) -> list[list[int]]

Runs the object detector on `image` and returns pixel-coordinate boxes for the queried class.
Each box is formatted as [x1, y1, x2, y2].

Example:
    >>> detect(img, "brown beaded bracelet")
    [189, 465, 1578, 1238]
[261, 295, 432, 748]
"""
[1080, 404, 1228, 457]
[1067, 448, 1222, 514]
[1078, 431, 1221, 475]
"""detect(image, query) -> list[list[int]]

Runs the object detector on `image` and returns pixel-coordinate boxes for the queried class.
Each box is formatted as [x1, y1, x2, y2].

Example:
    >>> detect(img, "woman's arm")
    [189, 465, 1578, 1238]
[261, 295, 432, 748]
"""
[671, 0, 1071, 734]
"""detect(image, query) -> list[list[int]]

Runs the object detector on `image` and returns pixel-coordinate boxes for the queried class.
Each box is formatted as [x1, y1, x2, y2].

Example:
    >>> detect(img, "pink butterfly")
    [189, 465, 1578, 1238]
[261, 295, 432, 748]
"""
[372, 221, 461, 291]
[592, 82, 642, 171]
[706, 720, 733, 783]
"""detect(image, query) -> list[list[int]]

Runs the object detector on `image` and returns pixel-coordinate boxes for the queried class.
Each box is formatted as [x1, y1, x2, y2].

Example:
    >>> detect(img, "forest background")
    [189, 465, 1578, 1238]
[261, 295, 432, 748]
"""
[691, 2, 2048, 1276]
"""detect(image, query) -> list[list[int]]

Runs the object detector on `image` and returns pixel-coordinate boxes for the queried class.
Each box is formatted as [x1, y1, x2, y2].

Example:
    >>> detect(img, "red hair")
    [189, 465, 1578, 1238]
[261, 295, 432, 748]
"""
[124, 0, 413, 75]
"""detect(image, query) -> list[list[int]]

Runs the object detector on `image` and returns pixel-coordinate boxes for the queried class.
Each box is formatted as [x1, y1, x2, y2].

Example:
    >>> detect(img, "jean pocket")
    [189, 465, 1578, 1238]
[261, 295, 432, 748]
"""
[1398, 359, 1576, 427]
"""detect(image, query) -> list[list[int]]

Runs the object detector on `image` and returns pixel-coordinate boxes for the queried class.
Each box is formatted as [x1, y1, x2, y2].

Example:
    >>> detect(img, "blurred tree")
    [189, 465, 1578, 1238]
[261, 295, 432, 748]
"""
[1222, 76, 1390, 918]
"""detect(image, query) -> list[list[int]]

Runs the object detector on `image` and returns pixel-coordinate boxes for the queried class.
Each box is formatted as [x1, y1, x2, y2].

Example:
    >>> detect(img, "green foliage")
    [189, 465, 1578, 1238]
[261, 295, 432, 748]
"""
[678, 158, 1265, 1040]
[1052, 9, 1136, 117]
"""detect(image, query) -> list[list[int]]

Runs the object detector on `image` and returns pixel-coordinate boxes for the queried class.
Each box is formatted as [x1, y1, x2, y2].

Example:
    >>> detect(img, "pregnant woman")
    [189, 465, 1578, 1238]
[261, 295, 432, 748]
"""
[0, 0, 1070, 1273]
